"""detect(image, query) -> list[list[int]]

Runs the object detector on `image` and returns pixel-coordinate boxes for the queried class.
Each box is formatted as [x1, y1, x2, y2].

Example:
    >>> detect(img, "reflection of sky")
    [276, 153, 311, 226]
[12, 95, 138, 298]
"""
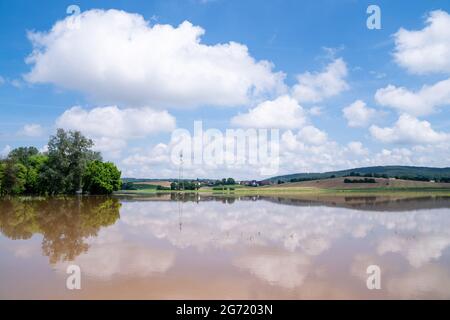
[118, 200, 450, 297]
[119, 200, 450, 266]
[3, 198, 450, 299]
[55, 224, 176, 280]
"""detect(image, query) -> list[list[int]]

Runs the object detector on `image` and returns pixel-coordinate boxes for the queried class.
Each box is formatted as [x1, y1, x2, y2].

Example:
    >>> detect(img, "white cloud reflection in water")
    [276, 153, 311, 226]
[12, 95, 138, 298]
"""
[112, 197, 450, 297]
[2, 196, 450, 299]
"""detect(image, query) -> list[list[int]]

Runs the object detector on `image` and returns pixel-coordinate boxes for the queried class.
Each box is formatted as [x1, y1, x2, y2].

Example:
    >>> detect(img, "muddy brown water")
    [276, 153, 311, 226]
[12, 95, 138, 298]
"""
[1, 195, 450, 299]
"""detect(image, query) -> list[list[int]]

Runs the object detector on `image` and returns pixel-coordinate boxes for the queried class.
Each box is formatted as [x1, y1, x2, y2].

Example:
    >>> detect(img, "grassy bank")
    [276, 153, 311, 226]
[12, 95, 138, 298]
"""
[116, 176, 450, 197]
[115, 185, 450, 197]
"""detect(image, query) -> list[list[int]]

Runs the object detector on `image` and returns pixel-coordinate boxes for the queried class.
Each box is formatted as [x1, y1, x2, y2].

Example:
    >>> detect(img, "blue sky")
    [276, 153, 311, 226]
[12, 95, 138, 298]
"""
[1, 0, 450, 179]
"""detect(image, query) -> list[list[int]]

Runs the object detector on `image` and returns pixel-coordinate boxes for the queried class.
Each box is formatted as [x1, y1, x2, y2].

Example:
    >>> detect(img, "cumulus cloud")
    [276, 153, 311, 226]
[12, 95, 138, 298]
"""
[56, 106, 175, 138]
[279, 129, 349, 173]
[56, 106, 176, 156]
[122, 143, 170, 166]
[375, 79, 450, 116]
[25, 9, 285, 108]
[370, 148, 414, 166]
[308, 106, 323, 116]
[370, 114, 449, 144]
[346, 141, 369, 156]
[292, 58, 349, 103]
[394, 10, 450, 74]
[342, 100, 377, 127]
[119, 119, 450, 179]
[296, 126, 328, 145]
[18, 124, 45, 137]
[230, 95, 307, 129]
[1, 145, 12, 158]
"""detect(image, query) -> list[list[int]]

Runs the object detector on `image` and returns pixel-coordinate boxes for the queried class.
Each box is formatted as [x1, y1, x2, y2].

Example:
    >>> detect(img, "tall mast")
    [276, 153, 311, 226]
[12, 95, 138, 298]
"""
[178, 151, 183, 191]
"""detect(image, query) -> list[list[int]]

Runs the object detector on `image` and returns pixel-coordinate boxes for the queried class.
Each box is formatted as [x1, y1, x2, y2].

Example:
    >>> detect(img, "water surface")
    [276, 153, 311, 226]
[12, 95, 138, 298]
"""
[1, 195, 450, 299]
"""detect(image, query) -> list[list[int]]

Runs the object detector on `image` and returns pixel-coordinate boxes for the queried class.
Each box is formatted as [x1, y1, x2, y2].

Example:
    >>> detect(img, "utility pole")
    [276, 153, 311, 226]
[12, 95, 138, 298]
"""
[178, 151, 183, 232]
[178, 151, 184, 192]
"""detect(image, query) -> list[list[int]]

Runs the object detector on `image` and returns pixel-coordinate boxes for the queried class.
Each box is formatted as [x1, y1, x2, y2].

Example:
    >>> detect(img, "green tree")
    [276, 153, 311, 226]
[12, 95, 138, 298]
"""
[226, 178, 235, 185]
[0, 161, 5, 195]
[0, 130, 123, 196]
[4, 147, 48, 194]
[7, 147, 39, 166]
[24, 154, 48, 194]
[83, 161, 121, 195]
[41, 129, 101, 194]
[0, 160, 27, 195]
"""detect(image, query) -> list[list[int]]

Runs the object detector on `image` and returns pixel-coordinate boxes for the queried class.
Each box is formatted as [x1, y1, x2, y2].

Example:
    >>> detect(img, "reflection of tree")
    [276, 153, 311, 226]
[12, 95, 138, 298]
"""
[0, 197, 120, 263]
[0, 199, 39, 240]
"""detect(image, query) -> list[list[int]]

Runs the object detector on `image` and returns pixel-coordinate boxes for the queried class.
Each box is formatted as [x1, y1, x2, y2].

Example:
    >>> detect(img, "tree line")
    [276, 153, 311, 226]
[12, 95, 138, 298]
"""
[346, 172, 450, 182]
[0, 129, 121, 196]
[344, 178, 377, 184]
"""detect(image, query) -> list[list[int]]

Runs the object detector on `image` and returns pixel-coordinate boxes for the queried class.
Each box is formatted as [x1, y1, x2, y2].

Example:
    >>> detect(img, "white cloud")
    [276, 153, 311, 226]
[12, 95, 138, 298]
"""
[56, 106, 176, 156]
[308, 106, 323, 116]
[56, 106, 175, 139]
[1, 145, 12, 158]
[91, 137, 128, 158]
[39, 145, 48, 153]
[394, 10, 450, 74]
[342, 100, 377, 127]
[370, 148, 414, 166]
[380, 11, 450, 117]
[279, 129, 350, 174]
[375, 79, 450, 116]
[346, 141, 369, 156]
[18, 124, 45, 137]
[122, 143, 170, 166]
[119, 119, 450, 179]
[25, 9, 285, 108]
[370, 114, 449, 144]
[0, 76, 4, 86]
[230, 95, 307, 129]
[297, 126, 328, 145]
[292, 58, 349, 103]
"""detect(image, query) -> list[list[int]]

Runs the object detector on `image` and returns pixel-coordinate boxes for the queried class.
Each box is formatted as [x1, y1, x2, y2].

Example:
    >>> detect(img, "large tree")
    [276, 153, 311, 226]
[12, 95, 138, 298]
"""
[0, 129, 121, 196]
[40, 129, 101, 194]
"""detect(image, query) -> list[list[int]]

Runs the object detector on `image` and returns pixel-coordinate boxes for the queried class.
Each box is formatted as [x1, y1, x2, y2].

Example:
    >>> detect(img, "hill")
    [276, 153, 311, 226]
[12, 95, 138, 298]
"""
[267, 176, 450, 190]
[266, 166, 450, 183]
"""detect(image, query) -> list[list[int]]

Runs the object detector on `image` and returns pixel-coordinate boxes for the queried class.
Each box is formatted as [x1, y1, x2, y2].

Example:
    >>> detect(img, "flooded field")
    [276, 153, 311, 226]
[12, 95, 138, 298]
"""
[1, 195, 450, 299]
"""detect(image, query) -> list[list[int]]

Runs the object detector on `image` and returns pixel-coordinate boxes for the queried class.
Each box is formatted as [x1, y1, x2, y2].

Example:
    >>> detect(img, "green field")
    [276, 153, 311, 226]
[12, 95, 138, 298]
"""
[115, 185, 450, 198]
[115, 175, 450, 198]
